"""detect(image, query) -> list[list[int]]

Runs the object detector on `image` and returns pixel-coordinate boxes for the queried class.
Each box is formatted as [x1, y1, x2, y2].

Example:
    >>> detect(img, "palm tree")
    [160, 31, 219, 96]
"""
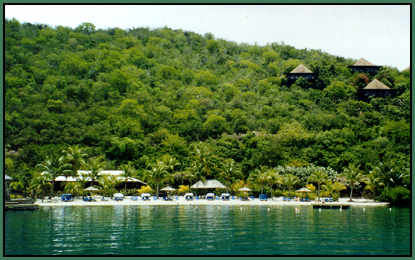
[219, 158, 242, 192]
[308, 170, 328, 202]
[29, 173, 52, 199]
[65, 145, 88, 177]
[120, 162, 136, 193]
[87, 156, 105, 184]
[64, 181, 85, 196]
[363, 169, 383, 198]
[37, 155, 71, 194]
[99, 175, 120, 197]
[282, 174, 300, 194]
[322, 181, 346, 201]
[145, 158, 177, 197]
[341, 164, 364, 202]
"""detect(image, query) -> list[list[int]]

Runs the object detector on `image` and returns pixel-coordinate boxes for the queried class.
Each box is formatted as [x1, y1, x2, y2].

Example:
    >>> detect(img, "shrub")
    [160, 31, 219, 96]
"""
[379, 186, 410, 205]
[177, 185, 190, 195]
[137, 185, 153, 195]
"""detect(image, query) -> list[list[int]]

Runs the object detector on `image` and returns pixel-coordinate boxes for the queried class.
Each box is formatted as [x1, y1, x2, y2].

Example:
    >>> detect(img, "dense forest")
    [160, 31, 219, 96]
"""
[4, 19, 411, 204]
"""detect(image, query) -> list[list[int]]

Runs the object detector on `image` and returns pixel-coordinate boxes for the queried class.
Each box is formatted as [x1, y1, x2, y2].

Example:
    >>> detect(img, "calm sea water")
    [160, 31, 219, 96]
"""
[5, 205, 410, 256]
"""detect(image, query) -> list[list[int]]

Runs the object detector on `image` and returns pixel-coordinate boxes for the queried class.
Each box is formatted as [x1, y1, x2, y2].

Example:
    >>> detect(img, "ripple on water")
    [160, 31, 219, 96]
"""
[5, 205, 410, 256]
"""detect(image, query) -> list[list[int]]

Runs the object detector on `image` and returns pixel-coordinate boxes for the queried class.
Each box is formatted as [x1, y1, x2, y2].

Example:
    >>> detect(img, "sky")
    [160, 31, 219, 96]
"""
[5, 5, 410, 70]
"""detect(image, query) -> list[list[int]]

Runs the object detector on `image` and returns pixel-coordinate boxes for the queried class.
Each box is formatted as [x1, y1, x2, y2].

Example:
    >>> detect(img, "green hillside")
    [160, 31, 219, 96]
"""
[5, 19, 410, 203]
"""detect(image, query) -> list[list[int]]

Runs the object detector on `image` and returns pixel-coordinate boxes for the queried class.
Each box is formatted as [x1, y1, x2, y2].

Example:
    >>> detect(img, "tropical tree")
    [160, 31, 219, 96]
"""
[99, 175, 120, 197]
[190, 142, 221, 182]
[281, 174, 300, 195]
[120, 162, 137, 193]
[341, 164, 364, 201]
[248, 167, 273, 194]
[322, 181, 346, 201]
[87, 156, 105, 184]
[307, 170, 328, 202]
[37, 155, 71, 194]
[29, 172, 52, 199]
[64, 181, 85, 196]
[65, 145, 88, 177]
[363, 168, 383, 198]
[145, 156, 178, 197]
[219, 158, 242, 192]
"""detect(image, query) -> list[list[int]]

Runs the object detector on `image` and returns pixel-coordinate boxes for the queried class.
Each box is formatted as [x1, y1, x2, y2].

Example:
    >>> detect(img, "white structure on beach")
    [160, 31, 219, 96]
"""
[43, 170, 146, 184]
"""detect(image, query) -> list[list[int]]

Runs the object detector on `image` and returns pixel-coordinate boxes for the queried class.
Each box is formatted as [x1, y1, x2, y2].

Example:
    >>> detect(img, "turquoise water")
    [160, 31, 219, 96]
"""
[5, 205, 410, 255]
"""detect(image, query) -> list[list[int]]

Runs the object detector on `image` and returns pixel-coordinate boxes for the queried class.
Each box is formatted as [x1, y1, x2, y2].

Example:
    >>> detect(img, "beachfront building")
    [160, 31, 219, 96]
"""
[358, 79, 395, 100]
[191, 179, 227, 196]
[45, 170, 147, 191]
[286, 64, 315, 85]
[348, 58, 382, 74]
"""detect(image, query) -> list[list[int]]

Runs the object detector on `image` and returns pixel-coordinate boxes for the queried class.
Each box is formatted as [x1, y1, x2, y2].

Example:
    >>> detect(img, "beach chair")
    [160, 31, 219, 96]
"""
[259, 194, 268, 201]
[206, 193, 215, 201]
[141, 193, 151, 201]
[221, 193, 230, 200]
[184, 193, 194, 201]
[61, 194, 73, 202]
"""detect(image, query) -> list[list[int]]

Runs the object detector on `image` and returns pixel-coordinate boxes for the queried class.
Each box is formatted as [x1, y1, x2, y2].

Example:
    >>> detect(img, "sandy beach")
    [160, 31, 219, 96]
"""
[35, 197, 390, 207]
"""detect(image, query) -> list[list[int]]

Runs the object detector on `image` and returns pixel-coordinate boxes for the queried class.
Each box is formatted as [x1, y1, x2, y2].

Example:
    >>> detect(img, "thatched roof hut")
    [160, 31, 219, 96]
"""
[363, 79, 390, 90]
[349, 58, 381, 73]
[287, 64, 314, 84]
[353, 58, 376, 66]
[359, 79, 394, 100]
[290, 64, 313, 74]
[191, 179, 226, 189]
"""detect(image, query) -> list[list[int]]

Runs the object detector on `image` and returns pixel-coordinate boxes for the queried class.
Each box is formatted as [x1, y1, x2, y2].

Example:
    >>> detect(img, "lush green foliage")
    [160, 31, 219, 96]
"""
[5, 19, 410, 204]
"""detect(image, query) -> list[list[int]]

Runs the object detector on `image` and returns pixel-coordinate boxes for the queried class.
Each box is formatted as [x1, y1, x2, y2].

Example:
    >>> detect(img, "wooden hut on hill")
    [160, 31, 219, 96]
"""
[348, 58, 381, 74]
[287, 64, 315, 84]
[359, 79, 395, 100]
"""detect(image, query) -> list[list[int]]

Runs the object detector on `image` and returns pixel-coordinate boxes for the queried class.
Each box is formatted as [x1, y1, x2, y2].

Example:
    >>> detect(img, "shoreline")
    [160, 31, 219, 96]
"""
[35, 197, 390, 207]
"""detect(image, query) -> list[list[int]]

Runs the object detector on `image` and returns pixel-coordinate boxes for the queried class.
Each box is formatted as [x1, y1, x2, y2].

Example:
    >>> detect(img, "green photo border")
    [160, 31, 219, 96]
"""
[0, 1, 412, 260]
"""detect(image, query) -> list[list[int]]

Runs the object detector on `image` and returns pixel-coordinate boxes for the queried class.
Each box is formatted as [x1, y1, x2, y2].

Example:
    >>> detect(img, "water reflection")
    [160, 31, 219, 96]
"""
[5, 205, 410, 255]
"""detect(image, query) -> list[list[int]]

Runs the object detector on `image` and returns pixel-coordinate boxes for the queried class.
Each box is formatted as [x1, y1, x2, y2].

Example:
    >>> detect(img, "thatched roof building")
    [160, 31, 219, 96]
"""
[353, 58, 375, 66]
[359, 79, 394, 100]
[287, 64, 315, 83]
[191, 179, 226, 189]
[349, 58, 381, 73]
[363, 79, 390, 90]
[290, 64, 313, 74]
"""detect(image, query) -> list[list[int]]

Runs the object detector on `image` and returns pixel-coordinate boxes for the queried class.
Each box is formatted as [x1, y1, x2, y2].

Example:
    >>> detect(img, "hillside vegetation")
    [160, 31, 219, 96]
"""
[5, 19, 410, 203]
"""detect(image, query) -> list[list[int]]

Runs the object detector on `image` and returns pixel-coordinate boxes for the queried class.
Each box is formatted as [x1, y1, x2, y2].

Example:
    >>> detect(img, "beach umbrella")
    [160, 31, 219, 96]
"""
[296, 187, 311, 193]
[238, 187, 251, 199]
[84, 186, 99, 191]
[113, 193, 124, 198]
[161, 186, 176, 192]
[296, 187, 311, 200]
[238, 187, 251, 192]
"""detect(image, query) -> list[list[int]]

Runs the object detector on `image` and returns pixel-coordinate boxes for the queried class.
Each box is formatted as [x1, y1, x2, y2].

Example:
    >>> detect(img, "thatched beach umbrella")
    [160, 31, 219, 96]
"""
[85, 186, 99, 191]
[161, 186, 176, 192]
[296, 187, 311, 193]
[296, 187, 311, 200]
[161, 186, 176, 199]
[238, 187, 251, 199]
